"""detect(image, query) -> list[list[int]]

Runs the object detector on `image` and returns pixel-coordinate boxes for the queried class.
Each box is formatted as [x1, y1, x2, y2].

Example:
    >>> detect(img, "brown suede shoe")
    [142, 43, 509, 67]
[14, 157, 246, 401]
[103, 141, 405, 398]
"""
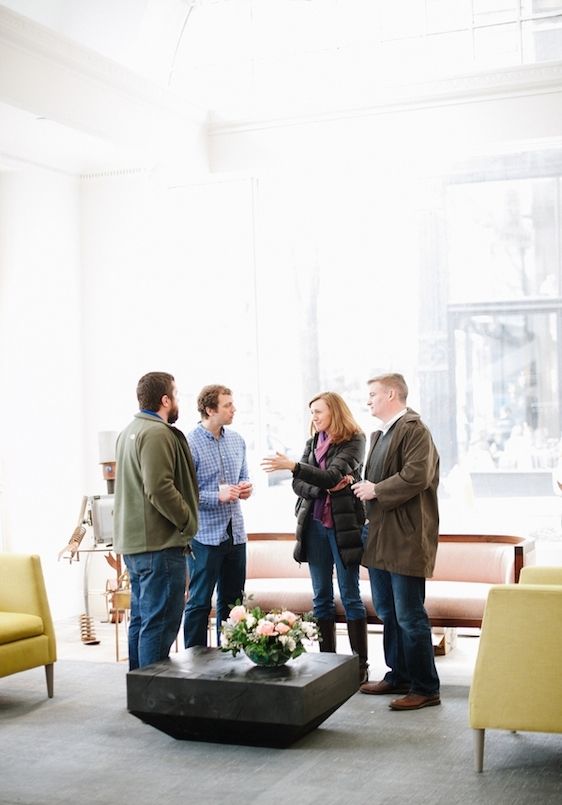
[359, 679, 410, 695]
[389, 693, 441, 710]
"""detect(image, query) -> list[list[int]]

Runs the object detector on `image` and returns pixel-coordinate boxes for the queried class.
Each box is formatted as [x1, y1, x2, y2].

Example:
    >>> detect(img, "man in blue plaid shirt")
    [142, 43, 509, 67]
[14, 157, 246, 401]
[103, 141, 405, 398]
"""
[183, 384, 253, 647]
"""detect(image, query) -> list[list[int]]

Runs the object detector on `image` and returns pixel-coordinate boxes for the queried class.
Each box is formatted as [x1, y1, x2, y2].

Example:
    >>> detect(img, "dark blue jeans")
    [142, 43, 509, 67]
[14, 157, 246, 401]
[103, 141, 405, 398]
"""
[367, 567, 440, 696]
[183, 536, 246, 648]
[124, 547, 187, 671]
[306, 518, 366, 621]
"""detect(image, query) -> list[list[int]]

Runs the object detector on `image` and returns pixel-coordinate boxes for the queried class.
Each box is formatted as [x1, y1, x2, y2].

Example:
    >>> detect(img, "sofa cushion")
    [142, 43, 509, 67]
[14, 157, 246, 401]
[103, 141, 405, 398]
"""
[431, 543, 516, 584]
[0, 612, 44, 645]
[244, 578, 315, 615]
[358, 542, 516, 584]
[424, 580, 494, 621]
[246, 540, 310, 580]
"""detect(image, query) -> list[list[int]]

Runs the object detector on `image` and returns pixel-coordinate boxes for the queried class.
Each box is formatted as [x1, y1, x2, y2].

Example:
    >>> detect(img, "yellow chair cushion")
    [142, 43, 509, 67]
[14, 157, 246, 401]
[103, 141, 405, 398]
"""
[0, 612, 44, 645]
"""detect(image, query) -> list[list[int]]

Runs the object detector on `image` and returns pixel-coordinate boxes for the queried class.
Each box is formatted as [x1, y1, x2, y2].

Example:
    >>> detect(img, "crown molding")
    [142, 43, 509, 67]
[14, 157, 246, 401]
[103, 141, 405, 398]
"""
[0, 6, 205, 123]
[0, 6, 206, 155]
[210, 60, 562, 136]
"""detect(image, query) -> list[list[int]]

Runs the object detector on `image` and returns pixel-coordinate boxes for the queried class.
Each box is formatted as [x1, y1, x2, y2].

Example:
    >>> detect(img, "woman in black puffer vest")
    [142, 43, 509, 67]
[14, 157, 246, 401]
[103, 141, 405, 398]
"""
[262, 392, 369, 683]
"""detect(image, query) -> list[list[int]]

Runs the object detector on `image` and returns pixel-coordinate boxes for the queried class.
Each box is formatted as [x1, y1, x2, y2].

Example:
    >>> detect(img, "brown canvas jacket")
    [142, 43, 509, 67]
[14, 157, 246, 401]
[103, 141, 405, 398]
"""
[362, 408, 439, 578]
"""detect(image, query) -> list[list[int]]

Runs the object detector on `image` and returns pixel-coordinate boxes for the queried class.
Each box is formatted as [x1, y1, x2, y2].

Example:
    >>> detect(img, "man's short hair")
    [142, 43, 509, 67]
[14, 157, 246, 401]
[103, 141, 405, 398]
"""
[197, 384, 232, 419]
[368, 373, 408, 403]
[137, 372, 175, 411]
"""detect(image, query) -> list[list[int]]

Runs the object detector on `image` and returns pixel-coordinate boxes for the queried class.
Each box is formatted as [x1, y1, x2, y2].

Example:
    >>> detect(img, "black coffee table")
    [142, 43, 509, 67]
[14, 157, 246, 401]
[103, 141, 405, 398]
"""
[127, 646, 358, 747]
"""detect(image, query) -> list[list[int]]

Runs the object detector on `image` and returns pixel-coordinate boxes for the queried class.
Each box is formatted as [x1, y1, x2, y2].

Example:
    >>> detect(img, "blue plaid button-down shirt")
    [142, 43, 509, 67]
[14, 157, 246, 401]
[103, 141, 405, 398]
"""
[187, 423, 249, 545]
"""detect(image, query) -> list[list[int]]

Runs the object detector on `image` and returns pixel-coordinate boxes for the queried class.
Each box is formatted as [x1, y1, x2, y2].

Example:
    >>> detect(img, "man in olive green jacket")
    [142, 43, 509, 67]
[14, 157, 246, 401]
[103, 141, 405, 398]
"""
[114, 371, 198, 670]
[353, 373, 440, 711]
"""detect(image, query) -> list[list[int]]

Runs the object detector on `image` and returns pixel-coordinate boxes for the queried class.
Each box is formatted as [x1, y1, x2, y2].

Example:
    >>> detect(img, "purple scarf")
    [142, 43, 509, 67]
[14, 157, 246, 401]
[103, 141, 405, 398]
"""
[313, 432, 334, 528]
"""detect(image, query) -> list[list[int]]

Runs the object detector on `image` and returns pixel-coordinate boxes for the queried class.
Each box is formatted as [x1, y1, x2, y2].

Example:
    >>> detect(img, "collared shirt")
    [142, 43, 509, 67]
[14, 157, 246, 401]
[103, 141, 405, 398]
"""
[379, 408, 407, 435]
[139, 409, 163, 419]
[187, 423, 249, 546]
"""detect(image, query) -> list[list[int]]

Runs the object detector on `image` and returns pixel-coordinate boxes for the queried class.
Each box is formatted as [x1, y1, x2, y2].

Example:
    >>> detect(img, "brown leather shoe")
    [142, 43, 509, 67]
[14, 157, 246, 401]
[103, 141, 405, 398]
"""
[360, 679, 410, 695]
[389, 693, 441, 710]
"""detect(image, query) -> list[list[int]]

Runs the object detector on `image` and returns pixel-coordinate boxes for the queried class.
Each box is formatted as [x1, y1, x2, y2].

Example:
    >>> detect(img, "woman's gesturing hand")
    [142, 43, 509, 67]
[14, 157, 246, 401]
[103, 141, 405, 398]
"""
[261, 452, 296, 473]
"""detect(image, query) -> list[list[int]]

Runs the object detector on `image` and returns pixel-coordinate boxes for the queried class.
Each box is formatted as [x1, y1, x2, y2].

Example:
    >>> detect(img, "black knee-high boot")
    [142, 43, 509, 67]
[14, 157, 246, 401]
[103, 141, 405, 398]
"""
[347, 618, 369, 684]
[317, 618, 336, 653]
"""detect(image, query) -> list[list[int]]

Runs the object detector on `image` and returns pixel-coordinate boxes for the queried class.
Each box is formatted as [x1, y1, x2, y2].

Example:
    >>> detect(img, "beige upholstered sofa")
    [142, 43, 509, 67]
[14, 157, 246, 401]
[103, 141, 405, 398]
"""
[244, 533, 535, 628]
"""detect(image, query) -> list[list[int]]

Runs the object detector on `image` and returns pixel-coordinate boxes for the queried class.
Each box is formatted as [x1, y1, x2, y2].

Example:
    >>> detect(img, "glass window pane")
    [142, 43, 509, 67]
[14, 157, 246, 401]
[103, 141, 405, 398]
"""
[425, 30, 474, 75]
[446, 178, 559, 303]
[473, 0, 519, 26]
[452, 311, 560, 475]
[474, 22, 521, 67]
[380, 1, 426, 39]
[521, 1, 562, 16]
[522, 14, 562, 60]
[426, 0, 472, 33]
[378, 37, 427, 80]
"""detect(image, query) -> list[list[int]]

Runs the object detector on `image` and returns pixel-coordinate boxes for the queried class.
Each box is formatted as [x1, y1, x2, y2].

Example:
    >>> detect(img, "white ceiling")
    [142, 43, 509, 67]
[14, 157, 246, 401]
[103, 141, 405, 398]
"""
[0, 0, 404, 126]
[2, 1, 562, 175]
[0, 1, 207, 174]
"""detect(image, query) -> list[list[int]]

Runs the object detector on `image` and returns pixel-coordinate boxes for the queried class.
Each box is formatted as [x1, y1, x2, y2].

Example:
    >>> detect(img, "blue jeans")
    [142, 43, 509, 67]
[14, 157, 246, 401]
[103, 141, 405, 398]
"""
[124, 547, 187, 671]
[306, 518, 366, 621]
[183, 536, 246, 648]
[368, 567, 440, 696]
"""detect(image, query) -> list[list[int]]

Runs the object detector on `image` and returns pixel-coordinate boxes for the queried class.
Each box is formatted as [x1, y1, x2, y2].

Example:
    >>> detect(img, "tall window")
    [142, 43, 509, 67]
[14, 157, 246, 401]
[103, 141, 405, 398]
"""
[442, 166, 562, 492]
[450, 304, 560, 477]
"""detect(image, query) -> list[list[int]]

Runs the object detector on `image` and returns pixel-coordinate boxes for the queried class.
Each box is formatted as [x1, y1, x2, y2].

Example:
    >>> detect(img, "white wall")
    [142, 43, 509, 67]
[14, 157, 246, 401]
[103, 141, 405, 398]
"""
[0, 167, 86, 617]
[79, 169, 259, 488]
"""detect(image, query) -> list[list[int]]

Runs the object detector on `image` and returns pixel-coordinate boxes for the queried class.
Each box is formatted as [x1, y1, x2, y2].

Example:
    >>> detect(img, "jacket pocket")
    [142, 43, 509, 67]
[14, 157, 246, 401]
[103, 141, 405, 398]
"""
[396, 504, 415, 535]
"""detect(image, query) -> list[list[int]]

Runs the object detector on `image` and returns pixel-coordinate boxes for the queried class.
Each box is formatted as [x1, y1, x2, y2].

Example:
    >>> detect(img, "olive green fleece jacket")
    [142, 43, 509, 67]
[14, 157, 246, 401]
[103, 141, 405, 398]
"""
[113, 412, 199, 555]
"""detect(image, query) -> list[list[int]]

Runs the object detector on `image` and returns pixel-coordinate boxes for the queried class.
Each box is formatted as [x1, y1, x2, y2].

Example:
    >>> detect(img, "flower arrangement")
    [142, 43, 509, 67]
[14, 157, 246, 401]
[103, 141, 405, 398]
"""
[220, 602, 319, 666]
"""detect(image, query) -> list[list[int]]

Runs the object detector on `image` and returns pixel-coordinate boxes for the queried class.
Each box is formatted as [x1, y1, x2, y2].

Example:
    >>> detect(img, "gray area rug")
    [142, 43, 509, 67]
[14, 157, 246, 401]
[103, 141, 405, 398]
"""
[1, 660, 560, 805]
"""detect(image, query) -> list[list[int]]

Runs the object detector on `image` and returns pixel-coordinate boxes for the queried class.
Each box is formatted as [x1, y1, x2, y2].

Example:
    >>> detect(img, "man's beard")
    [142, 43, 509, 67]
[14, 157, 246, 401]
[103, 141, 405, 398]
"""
[168, 405, 179, 425]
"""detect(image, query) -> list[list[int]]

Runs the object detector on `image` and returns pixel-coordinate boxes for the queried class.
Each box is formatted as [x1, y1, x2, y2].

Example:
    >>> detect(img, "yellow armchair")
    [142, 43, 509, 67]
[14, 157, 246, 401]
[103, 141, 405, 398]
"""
[468, 579, 562, 771]
[519, 565, 562, 585]
[0, 553, 57, 697]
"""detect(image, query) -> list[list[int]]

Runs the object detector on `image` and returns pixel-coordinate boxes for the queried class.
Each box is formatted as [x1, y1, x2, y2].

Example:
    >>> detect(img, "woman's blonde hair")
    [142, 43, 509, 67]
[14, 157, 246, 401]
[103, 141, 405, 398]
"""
[308, 391, 363, 444]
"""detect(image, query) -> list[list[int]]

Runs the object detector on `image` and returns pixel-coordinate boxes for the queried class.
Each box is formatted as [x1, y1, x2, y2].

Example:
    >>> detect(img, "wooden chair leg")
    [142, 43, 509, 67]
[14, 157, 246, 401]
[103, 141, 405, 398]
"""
[45, 663, 54, 698]
[473, 728, 485, 772]
[115, 608, 129, 662]
[114, 612, 119, 662]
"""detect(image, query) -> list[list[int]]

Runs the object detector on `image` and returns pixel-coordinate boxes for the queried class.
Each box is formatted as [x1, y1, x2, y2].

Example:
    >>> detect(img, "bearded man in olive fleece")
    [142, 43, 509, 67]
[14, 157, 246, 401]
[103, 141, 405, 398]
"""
[114, 372, 198, 670]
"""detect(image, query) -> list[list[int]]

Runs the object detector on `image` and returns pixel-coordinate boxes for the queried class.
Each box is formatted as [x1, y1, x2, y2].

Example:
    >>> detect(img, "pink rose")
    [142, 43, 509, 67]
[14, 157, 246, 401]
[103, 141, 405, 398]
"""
[229, 605, 247, 624]
[280, 611, 298, 626]
[256, 620, 275, 636]
[275, 622, 290, 634]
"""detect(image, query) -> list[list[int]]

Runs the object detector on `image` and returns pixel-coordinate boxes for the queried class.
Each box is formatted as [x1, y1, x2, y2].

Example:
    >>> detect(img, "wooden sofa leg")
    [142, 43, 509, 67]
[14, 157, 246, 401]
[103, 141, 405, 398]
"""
[473, 728, 485, 772]
[45, 663, 54, 698]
